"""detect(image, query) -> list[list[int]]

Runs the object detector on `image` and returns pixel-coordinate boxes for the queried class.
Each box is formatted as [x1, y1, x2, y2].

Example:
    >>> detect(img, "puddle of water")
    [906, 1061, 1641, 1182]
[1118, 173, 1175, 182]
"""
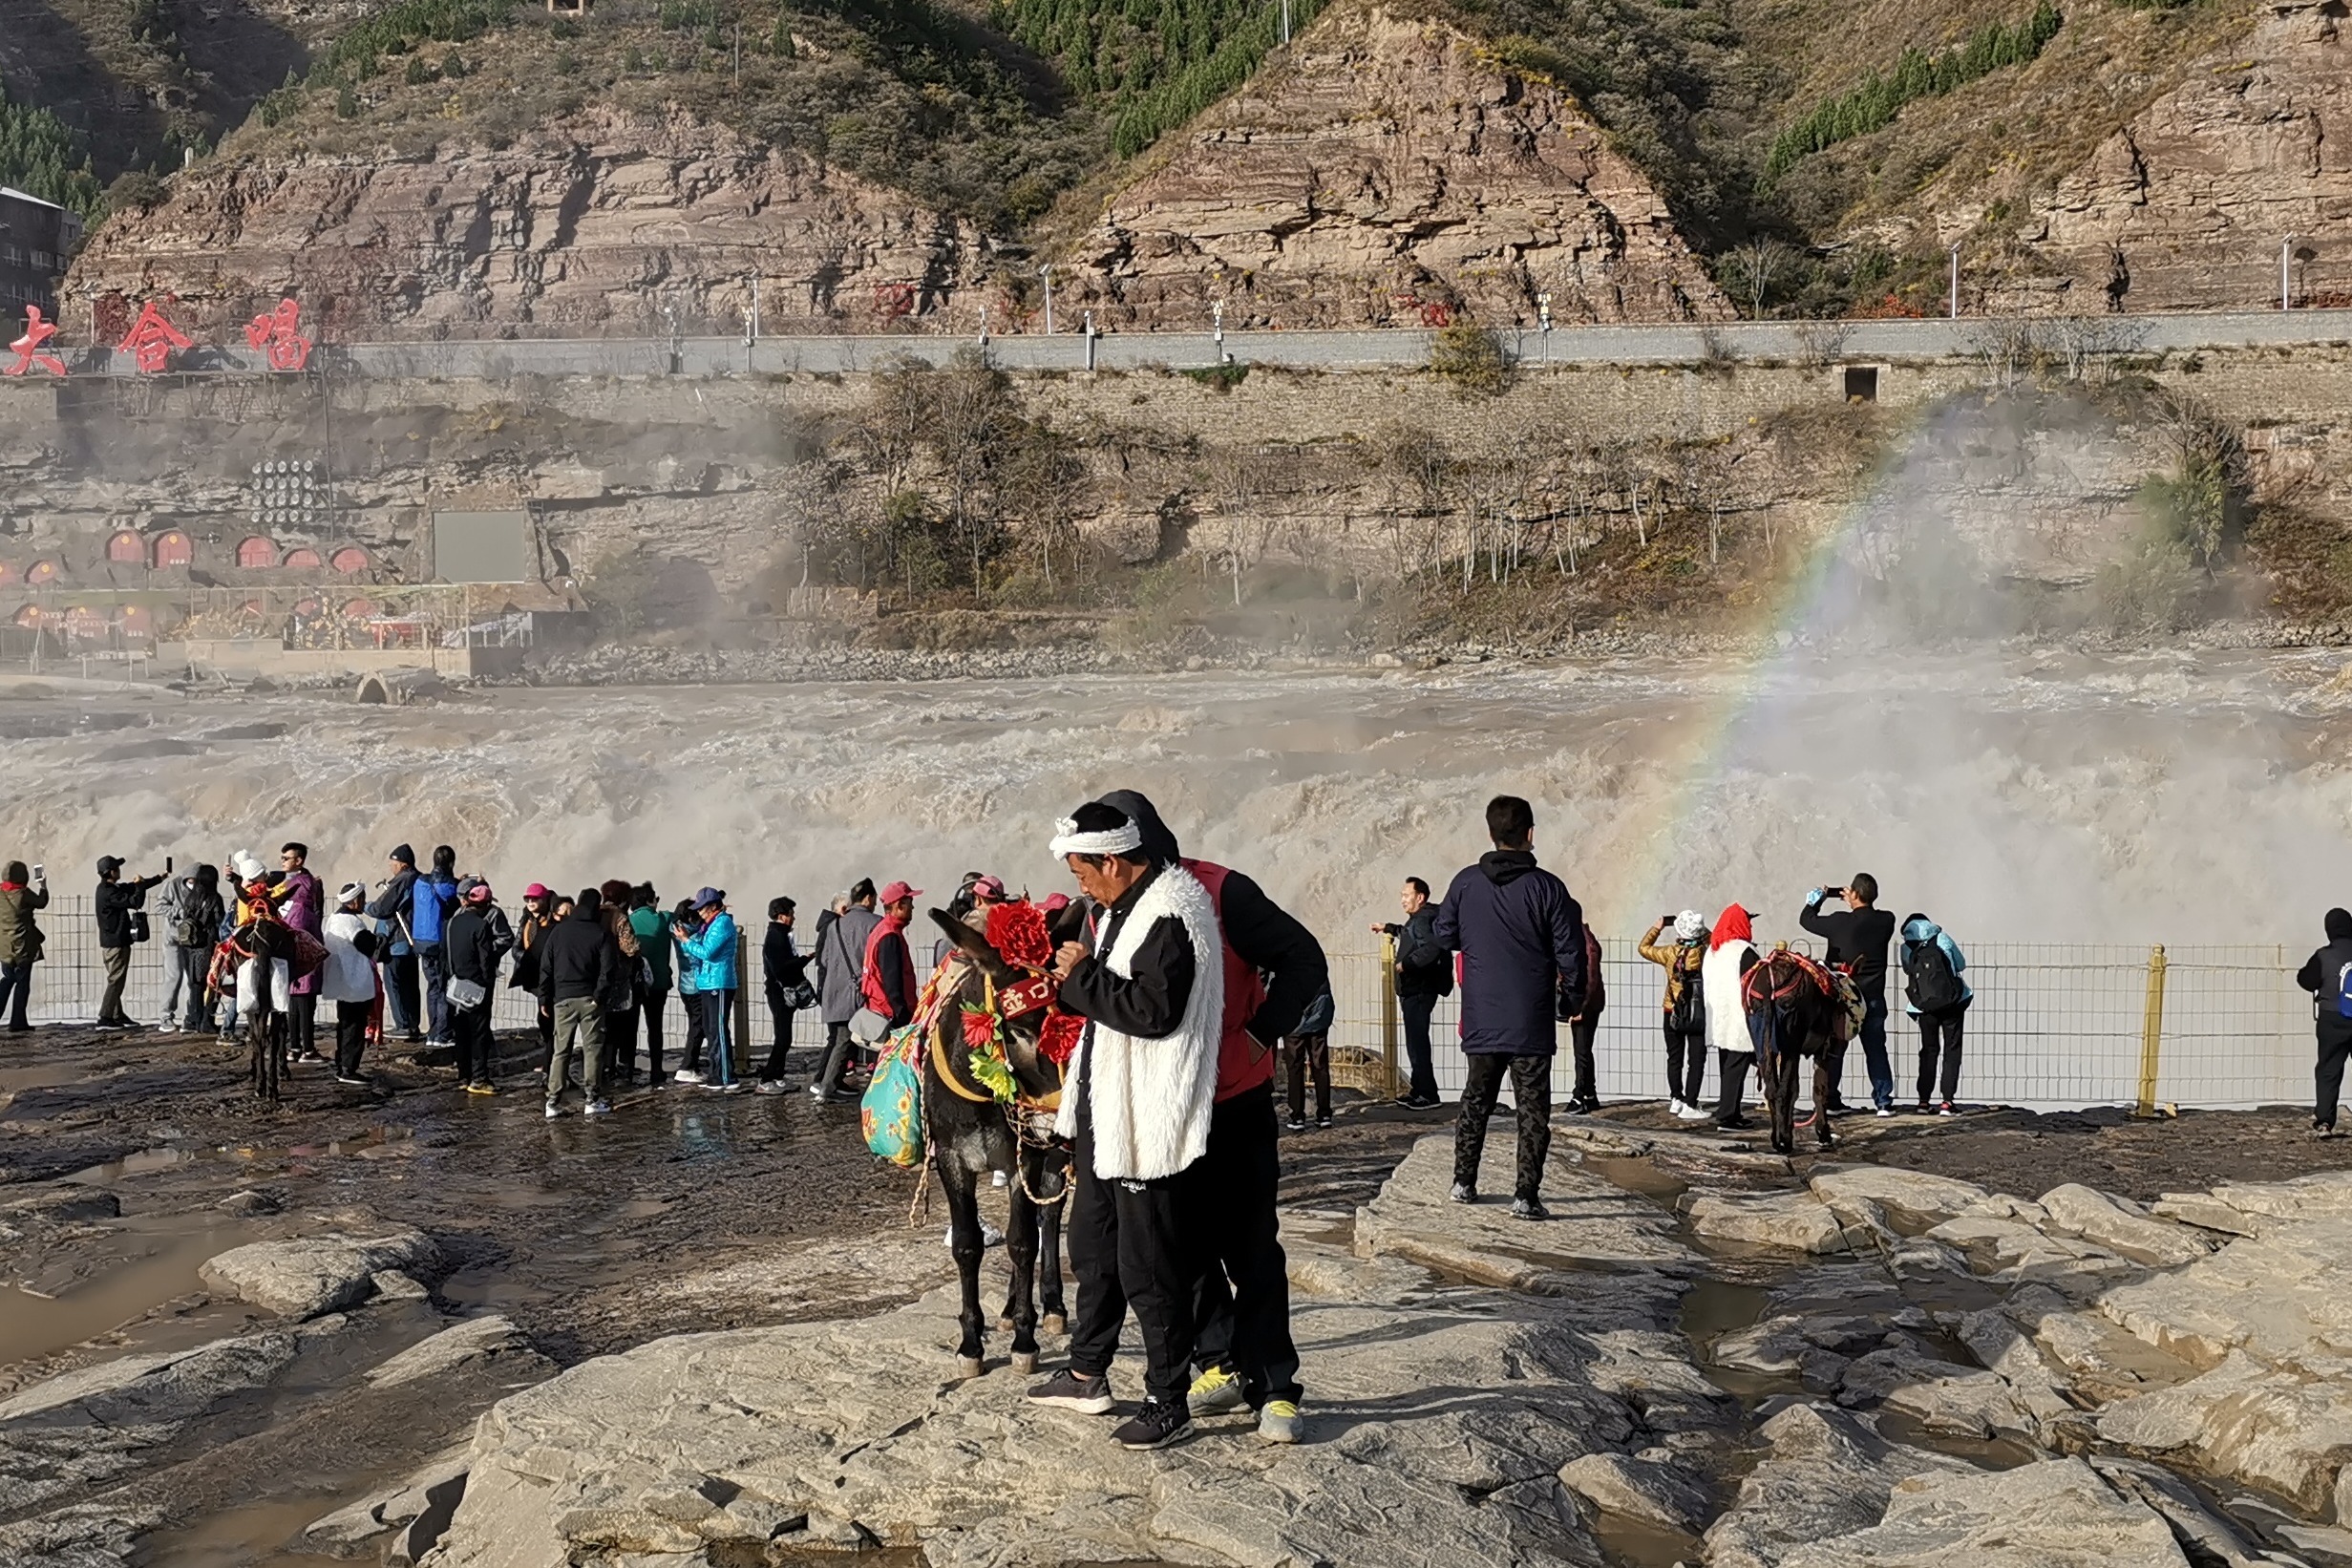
[0, 1061, 90, 1097]
[1680, 1278, 1770, 1344]
[132, 1494, 342, 1568]
[65, 1146, 202, 1184]
[1, 1218, 256, 1368]
[1591, 1511, 1705, 1568]
[1876, 1409, 2041, 1471]
[1579, 1153, 1692, 1206]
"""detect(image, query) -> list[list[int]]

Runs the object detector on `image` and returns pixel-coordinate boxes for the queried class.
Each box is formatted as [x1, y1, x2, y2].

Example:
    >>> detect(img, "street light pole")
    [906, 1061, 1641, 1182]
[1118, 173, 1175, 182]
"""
[2282, 236, 2296, 311]
[1948, 244, 1960, 320]
[1281, 0, 1290, 42]
[1040, 265, 1054, 334]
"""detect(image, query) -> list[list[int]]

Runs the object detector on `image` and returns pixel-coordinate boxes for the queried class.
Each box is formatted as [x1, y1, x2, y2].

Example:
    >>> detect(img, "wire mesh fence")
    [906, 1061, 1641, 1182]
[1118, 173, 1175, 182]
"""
[13, 899, 2328, 1112]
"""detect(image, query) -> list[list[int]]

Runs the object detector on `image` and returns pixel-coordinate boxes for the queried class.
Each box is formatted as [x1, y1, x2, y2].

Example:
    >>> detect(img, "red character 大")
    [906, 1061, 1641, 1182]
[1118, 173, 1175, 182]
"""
[117, 301, 192, 373]
[244, 298, 311, 371]
[5, 307, 65, 377]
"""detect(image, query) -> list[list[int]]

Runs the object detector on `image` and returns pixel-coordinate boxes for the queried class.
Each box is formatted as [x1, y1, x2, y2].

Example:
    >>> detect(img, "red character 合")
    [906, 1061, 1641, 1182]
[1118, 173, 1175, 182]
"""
[117, 300, 192, 373]
[244, 298, 311, 371]
[5, 307, 65, 377]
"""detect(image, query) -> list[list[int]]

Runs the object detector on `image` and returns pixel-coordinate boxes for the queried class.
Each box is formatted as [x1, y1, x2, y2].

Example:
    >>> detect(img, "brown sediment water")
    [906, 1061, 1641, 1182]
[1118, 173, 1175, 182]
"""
[1, 1215, 261, 1370]
[132, 1497, 347, 1568]
[1591, 1512, 1706, 1568]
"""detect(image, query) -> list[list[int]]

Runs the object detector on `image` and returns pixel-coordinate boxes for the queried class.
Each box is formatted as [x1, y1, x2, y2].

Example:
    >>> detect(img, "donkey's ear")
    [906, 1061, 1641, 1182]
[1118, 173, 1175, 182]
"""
[1047, 901, 1090, 947]
[930, 907, 1014, 979]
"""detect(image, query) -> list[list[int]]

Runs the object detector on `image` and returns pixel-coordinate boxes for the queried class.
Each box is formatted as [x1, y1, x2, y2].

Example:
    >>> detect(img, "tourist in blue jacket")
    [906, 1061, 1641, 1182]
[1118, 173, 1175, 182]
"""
[681, 888, 742, 1091]
[1899, 913, 1971, 1115]
[410, 845, 462, 1047]
[1431, 794, 1586, 1220]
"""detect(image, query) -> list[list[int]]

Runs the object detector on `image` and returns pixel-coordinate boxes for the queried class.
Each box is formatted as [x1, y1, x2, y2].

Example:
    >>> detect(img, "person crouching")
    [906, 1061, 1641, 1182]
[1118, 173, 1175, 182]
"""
[1026, 801, 1225, 1451]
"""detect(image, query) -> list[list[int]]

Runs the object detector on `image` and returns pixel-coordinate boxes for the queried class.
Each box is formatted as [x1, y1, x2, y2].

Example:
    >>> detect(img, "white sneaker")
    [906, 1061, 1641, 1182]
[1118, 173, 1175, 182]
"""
[991, 1170, 1009, 1188]
[673, 1069, 705, 1084]
[157, 1021, 180, 1035]
[1673, 1100, 1708, 1121]
[1874, 1106, 1895, 1119]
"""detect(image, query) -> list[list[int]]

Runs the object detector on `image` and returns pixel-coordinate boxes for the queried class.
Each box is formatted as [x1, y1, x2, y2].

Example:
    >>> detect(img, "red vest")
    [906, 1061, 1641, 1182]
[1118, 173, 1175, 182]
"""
[861, 915, 914, 1017]
[1184, 858, 1273, 1101]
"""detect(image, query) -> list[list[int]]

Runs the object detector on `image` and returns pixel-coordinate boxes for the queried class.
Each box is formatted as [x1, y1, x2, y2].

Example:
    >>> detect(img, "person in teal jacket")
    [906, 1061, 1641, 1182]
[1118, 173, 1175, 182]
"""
[1899, 914, 1971, 1114]
[627, 886, 675, 1082]
[680, 888, 741, 1091]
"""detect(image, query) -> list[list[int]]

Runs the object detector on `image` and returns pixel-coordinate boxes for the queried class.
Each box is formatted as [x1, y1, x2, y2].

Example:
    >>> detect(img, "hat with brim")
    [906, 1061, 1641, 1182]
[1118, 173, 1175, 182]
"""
[878, 880, 921, 904]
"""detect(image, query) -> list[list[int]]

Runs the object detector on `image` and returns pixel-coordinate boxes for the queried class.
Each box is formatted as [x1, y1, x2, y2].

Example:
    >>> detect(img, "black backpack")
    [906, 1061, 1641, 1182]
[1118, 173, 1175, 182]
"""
[1905, 938, 1963, 1013]
[1667, 956, 1706, 1034]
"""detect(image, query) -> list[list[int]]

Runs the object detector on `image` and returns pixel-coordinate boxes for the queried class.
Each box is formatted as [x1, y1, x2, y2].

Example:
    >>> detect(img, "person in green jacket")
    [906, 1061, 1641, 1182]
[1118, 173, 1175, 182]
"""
[0, 860, 49, 1030]
[628, 885, 674, 1083]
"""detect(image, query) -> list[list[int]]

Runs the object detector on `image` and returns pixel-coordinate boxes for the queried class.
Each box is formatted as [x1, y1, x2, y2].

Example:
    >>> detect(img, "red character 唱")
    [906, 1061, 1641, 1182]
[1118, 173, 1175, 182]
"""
[5, 307, 65, 378]
[244, 298, 311, 371]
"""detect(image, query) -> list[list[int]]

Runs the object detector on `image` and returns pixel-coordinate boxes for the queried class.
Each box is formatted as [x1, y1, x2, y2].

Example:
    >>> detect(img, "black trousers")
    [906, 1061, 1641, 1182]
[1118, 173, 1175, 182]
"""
[288, 993, 318, 1058]
[1453, 1052, 1552, 1200]
[1399, 991, 1440, 1101]
[761, 985, 796, 1081]
[452, 985, 497, 1085]
[679, 991, 706, 1073]
[1567, 1016, 1600, 1106]
[641, 985, 668, 1078]
[1716, 1049, 1752, 1120]
[1917, 1002, 1969, 1104]
[1283, 1033, 1330, 1121]
[334, 1000, 371, 1078]
[1664, 1023, 1706, 1104]
[2320, 1033, 2352, 1130]
[1066, 1122, 1202, 1406]
[1189, 1084, 1303, 1406]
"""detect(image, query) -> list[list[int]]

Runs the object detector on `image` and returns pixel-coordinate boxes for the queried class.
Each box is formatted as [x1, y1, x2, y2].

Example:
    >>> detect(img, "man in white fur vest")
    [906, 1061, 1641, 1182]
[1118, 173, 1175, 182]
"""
[1026, 800, 1226, 1451]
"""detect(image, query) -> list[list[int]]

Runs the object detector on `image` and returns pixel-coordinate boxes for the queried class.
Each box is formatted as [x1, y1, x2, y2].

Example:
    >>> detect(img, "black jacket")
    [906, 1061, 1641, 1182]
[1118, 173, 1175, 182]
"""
[536, 904, 616, 1005]
[367, 867, 419, 942]
[1095, 789, 1326, 1048]
[1432, 850, 1584, 1057]
[95, 875, 162, 949]
[445, 904, 514, 988]
[1799, 899, 1896, 1000]
[1059, 863, 1197, 1038]
[1383, 905, 1452, 998]
[2298, 909, 2352, 1046]
[764, 923, 806, 987]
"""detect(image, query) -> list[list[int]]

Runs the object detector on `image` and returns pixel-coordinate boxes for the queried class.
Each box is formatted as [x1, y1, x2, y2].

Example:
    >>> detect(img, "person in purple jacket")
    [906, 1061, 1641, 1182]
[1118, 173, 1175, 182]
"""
[272, 842, 326, 1064]
[1432, 795, 1586, 1221]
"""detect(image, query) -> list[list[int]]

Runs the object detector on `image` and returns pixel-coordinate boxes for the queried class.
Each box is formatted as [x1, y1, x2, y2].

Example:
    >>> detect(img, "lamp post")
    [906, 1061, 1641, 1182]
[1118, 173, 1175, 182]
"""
[1213, 298, 1226, 363]
[1040, 265, 1054, 335]
[2283, 236, 2296, 311]
[1948, 244, 1960, 320]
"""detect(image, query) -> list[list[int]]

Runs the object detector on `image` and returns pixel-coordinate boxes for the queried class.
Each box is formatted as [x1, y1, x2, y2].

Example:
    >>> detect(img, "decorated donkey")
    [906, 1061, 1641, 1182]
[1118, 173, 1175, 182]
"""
[1741, 945, 1856, 1155]
[921, 901, 1089, 1378]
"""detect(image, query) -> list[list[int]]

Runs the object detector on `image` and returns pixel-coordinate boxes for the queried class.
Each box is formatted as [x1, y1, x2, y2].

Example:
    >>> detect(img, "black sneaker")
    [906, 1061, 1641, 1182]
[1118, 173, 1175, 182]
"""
[1450, 1181, 1477, 1204]
[334, 1072, 369, 1086]
[1315, 1113, 1334, 1129]
[1112, 1399, 1192, 1451]
[1026, 1369, 1114, 1414]
[1283, 1113, 1306, 1132]
[1511, 1196, 1549, 1221]
[1398, 1091, 1441, 1110]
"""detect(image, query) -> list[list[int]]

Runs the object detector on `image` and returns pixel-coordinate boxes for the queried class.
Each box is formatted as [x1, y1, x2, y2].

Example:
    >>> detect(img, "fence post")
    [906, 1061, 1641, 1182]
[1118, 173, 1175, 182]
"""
[1379, 935, 1400, 1097]
[2135, 943, 2169, 1117]
[734, 928, 752, 1075]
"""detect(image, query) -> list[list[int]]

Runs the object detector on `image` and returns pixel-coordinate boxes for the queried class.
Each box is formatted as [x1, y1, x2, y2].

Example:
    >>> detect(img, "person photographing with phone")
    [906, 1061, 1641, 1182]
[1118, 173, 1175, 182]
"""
[95, 855, 167, 1030]
[1799, 875, 1897, 1116]
[0, 860, 48, 1031]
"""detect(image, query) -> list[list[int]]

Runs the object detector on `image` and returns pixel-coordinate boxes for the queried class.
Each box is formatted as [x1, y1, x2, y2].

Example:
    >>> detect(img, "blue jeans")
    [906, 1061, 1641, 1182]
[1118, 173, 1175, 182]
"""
[1858, 994, 1893, 1109]
[702, 989, 735, 1086]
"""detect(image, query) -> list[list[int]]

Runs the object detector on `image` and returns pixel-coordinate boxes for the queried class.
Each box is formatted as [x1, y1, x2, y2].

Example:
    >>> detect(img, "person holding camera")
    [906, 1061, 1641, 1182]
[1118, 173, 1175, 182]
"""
[95, 856, 166, 1030]
[0, 861, 48, 1030]
[757, 896, 812, 1094]
[1373, 877, 1449, 1108]
[1639, 911, 1712, 1120]
[1799, 875, 1897, 1116]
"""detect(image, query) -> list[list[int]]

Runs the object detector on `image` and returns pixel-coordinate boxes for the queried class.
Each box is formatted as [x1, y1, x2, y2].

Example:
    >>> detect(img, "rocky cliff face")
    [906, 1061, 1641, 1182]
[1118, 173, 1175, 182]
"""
[63, 108, 986, 340]
[1998, 0, 2351, 313]
[1054, 6, 1732, 329]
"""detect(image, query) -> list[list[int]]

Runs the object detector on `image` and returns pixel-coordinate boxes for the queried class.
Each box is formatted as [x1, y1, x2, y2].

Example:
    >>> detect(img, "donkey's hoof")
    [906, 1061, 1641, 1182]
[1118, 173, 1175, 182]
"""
[955, 1355, 985, 1380]
[1011, 1351, 1038, 1375]
[1040, 1314, 1068, 1335]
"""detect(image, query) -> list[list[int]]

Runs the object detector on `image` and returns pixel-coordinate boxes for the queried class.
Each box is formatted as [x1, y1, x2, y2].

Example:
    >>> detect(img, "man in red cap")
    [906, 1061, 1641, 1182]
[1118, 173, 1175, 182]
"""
[860, 879, 922, 1042]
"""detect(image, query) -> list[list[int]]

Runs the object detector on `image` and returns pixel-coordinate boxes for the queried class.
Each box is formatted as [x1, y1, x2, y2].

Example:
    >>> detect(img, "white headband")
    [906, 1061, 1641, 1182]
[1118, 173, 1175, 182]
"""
[1049, 816, 1143, 858]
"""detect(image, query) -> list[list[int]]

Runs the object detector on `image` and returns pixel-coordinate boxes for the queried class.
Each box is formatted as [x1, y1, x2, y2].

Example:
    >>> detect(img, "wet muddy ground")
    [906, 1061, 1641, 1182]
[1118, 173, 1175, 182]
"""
[4, 1020, 2347, 1566]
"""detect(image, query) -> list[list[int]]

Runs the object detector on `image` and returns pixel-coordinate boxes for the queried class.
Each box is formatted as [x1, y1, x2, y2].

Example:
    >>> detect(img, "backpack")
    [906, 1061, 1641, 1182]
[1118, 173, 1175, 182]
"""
[2337, 961, 2352, 1021]
[1667, 953, 1706, 1034]
[1905, 938, 1963, 1013]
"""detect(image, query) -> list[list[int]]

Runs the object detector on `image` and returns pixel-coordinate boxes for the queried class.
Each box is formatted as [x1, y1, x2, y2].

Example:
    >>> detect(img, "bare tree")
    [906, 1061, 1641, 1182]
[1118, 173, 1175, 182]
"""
[1727, 239, 1798, 320]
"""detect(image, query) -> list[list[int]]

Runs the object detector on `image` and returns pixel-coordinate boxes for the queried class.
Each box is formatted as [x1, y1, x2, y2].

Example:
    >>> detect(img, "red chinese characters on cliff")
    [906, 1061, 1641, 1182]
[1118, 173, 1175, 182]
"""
[244, 298, 311, 371]
[117, 301, 193, 373]
[5, 307, 65, 377]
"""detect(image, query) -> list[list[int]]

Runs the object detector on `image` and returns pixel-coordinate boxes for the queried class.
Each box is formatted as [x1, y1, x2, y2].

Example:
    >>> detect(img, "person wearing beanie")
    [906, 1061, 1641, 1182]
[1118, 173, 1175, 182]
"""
[366, 844, 424, 1042]
[94, 855, 166, 1029]
[0, 860, 48, 1031]
[1640, 909, 1714, 1121]
[319, 881, 382, 1085]
[445, 880, 515, 1093]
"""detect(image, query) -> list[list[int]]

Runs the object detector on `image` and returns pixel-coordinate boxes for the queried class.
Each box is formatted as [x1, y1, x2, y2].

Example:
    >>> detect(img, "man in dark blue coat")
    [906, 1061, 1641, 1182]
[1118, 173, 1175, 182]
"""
[1432, 795, 1585, 1219]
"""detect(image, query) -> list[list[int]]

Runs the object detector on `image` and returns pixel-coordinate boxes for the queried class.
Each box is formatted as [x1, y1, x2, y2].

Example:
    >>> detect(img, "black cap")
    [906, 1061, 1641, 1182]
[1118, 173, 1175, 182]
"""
[389, 843, 414, 865]
[95, 855, 122, 876]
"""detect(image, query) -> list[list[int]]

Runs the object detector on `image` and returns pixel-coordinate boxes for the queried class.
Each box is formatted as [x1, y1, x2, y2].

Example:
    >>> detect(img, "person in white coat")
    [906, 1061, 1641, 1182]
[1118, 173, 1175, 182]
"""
[1702, 904, 1762, 1130]
[320, 882, 382, 1085]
